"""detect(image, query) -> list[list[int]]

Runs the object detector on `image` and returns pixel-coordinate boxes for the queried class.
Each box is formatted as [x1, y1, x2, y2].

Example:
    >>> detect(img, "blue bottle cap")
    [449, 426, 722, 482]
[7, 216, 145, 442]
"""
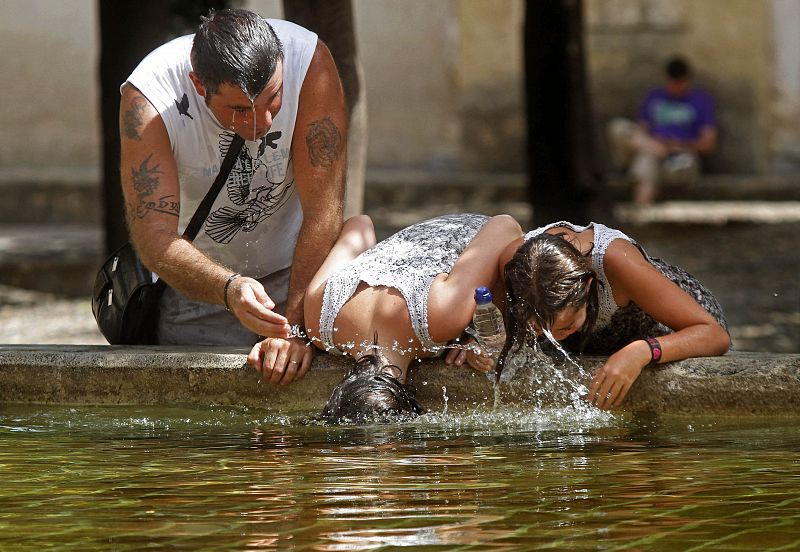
[474, 286, 493, 304]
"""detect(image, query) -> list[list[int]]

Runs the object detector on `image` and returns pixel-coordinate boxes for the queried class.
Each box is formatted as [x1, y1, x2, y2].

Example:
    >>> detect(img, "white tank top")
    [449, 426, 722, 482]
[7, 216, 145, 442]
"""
[125, 20, 317, 277]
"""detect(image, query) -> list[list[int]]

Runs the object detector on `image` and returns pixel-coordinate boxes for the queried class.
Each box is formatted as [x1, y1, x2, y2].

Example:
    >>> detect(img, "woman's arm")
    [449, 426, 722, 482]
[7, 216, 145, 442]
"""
[427, 214, 523, 344]
[588, 240, 730, 409]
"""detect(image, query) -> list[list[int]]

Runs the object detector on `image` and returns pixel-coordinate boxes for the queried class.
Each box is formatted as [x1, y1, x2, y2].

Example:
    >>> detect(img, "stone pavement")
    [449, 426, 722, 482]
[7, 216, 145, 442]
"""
[0, 285, 107, 345]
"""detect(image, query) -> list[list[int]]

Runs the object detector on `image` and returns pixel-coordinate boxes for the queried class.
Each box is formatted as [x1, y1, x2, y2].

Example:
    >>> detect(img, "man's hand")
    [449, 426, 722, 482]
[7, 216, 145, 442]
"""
[444, 337, 495, 373]
[226, 276, 292, 338]
[247, 336, 314, 386]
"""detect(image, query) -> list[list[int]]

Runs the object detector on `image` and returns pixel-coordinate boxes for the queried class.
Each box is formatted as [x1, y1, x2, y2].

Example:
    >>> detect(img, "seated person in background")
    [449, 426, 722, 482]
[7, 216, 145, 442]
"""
[608, 56, 718, 205]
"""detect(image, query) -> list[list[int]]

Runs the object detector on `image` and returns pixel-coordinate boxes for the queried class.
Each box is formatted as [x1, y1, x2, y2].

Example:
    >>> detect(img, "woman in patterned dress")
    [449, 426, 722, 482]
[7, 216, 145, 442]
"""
[248, 213, 523, 421]
[497, 221, 731, 410]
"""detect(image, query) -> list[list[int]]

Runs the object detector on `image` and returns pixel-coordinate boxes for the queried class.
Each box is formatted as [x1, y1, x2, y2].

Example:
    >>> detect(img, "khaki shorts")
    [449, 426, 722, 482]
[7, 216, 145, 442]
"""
[157, 266, 291, 346]
[607, 118, 700, 186]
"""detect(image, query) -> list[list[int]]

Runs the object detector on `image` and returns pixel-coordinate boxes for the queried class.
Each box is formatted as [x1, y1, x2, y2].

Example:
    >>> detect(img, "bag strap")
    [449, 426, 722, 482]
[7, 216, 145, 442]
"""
[182, 134, 245, 241]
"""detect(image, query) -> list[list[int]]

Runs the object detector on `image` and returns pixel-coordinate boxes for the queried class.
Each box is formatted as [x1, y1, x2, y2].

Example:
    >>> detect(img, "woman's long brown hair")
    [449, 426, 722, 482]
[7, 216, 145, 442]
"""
[497, 233, 599, 373]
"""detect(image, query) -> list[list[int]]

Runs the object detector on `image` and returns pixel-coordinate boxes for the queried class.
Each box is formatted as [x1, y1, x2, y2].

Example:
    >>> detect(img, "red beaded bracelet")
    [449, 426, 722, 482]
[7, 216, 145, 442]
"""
[644, 337, 662, 366]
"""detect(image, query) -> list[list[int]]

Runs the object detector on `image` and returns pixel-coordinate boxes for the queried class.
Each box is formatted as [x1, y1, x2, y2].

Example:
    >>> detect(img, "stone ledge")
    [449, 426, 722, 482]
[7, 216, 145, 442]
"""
[0, 346, 796, 415]
[615, 200, 800, 225]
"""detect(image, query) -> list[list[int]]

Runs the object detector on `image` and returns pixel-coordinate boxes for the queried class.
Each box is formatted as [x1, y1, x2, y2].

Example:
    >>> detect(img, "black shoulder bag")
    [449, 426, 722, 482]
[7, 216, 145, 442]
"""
[92, 135, 245, 344]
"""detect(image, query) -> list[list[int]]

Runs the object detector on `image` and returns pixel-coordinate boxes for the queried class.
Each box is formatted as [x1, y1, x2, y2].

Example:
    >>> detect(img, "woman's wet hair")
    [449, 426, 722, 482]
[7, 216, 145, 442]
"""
[191, 8, 284, 101]
[320, 354, 425, 424]
[498, 233, 599, 368]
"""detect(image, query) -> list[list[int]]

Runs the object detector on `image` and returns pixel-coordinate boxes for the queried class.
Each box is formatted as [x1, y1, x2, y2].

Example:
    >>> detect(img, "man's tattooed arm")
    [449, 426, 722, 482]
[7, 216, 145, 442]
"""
[122, 95, 149, 141]
[305, 117, 343, 168]
[130, 153, 179, 219]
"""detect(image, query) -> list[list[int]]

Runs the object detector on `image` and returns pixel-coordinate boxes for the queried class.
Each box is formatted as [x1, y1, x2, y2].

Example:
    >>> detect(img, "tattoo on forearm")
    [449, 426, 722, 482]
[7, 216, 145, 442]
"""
[136, 195, 180, 219]
[122, 96, 148, 140]
[131, 154, 178, 218]
[306, 117, 342, 168]
[132, 154, 161, 196]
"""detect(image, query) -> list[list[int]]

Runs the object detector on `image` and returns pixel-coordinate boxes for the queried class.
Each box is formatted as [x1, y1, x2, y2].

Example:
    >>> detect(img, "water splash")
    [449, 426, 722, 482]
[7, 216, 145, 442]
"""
[538, 328, 590, 406]
[252, 105, 256, 143]
[417, 404, 613, 433]
[305, 314, 595, 418]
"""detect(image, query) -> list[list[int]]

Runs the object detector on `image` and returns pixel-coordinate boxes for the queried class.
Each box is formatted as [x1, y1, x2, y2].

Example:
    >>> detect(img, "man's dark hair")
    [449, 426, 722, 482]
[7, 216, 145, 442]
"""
[191, 8, 284, 100]
[665, 56, 691, 80]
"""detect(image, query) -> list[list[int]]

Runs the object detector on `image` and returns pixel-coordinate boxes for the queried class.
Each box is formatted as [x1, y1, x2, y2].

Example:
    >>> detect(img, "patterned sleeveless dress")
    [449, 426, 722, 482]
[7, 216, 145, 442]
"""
[524, 222, 730, 354]
[319, 214, 490, 354]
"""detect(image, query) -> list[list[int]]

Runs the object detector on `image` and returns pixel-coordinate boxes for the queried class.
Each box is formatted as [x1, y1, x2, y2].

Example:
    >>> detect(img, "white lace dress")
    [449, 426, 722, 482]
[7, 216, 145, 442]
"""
[319, 214, 490, 354]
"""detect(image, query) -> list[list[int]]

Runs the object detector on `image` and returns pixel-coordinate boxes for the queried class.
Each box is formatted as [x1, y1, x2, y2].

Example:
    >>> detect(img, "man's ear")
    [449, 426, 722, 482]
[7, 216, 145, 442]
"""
[188, 72, 206, 97]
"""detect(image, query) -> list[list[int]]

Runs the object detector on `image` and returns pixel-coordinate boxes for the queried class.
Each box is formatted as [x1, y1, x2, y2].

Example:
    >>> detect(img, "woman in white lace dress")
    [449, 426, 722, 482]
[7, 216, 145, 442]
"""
[249, 213, 524, 422]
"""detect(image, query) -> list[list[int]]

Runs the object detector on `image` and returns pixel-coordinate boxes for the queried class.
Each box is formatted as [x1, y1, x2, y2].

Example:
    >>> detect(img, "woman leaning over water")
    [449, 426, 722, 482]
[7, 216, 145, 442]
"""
[248, 213, 523, 422]
[491, 221, 731, 410]
[248, 215, 731, 420]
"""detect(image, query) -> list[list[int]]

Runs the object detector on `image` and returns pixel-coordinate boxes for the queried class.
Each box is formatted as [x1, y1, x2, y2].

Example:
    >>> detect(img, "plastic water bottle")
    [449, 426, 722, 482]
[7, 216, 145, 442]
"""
[472, 286, 506, 360]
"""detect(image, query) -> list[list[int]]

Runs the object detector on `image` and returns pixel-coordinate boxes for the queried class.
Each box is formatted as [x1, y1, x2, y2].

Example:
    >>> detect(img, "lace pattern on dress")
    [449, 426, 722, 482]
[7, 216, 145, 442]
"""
[319, 214, 490, 354]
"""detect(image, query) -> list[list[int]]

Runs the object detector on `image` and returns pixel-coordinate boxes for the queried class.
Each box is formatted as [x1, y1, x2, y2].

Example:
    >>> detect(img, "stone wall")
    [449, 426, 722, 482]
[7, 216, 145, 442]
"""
[1, 0, 796, 176]
[1, 345, 797, 415]
[770, 0, 800, 171]
[455, 0, 526, 172]
[251, 0, 527, 172]
[0, 0, 99, 168]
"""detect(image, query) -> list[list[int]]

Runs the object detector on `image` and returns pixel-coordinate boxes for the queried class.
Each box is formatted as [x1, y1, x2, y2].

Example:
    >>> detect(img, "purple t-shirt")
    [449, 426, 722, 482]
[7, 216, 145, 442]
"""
[639, 87, 716, 141]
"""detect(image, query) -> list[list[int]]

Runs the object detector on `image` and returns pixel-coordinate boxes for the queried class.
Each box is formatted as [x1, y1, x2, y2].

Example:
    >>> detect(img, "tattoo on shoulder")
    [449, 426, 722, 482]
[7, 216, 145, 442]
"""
[130, 154, 179, 219]
[306, 117, 342, 168]
[122, 96, 149, 141]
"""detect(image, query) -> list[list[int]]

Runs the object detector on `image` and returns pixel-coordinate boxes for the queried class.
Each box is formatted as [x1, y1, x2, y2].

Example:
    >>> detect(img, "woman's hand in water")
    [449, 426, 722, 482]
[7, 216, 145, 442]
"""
[445, 337, 494, 373]
[247, 336, 315, 386]
[587, 340, 650, 409]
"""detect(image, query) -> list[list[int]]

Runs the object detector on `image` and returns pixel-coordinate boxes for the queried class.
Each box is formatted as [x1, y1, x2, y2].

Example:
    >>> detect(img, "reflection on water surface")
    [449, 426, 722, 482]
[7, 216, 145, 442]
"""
[1, 405, 799, 551]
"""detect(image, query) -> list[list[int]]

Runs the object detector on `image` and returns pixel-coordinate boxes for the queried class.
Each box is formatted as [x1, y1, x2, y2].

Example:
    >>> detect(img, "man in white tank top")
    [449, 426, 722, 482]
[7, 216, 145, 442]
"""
[119, 9, 346, 385]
